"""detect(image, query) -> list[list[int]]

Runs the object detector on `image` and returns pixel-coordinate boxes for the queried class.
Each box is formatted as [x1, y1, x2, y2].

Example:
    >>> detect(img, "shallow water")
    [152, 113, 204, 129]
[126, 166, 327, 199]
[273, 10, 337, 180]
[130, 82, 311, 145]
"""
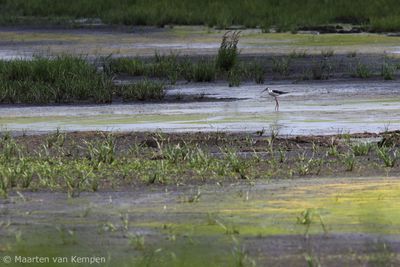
[1, 27, 400, 59]
[1, 80, 400, 135]
[1, 177, 399, 266]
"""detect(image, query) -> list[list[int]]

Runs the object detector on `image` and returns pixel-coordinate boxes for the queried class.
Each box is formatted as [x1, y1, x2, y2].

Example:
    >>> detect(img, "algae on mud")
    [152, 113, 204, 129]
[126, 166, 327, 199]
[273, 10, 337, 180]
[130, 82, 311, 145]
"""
[1, 177, 400, 267]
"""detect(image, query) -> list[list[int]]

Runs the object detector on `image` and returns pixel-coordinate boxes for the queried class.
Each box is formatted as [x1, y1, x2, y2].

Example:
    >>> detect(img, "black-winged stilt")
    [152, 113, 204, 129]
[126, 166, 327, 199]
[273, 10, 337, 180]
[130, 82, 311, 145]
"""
[262, 87, 289, 111]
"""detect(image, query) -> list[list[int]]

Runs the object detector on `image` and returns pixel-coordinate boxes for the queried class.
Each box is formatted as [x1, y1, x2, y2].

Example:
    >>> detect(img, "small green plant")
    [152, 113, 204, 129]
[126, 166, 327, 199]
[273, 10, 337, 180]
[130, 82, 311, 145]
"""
[45, 128, 66, 148]
[128, 233, 145, 250]
[225, 150, 249, 179]
[376, 146, 398, 167]
[0, 170, 9, 198]
[64, 163, 95, 198]
[296, 153, 314, 176]
[341, 151, 356, 171]
[297, 208, 327, 237]
[215, 219, 240, 235]
[216, 31, 240, 71]
[0, 134, 22, 160]
[232, 243, 256, 267]
[351, 142, 373, 156]
[86, 134, 116, 165]
[304, 253, 321, 267]
[327, 144, 339, 157]
[277, 148, 286, 163]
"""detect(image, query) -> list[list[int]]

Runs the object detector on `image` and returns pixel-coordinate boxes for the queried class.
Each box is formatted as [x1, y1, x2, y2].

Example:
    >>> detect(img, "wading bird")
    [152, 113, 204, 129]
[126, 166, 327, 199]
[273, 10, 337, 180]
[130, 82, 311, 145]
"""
[262, 87, 289, 111]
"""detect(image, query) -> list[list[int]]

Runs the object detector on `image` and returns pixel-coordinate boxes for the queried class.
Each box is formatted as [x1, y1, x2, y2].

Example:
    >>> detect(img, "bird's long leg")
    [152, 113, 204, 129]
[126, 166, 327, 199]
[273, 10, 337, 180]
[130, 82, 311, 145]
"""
[274, 97, 279, 111]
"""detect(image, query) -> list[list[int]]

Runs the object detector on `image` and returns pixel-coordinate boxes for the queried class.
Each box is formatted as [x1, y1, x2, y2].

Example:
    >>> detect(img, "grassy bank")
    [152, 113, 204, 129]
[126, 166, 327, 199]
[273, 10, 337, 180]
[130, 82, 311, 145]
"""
[0, 56, 166, 104]
[109, 54, 400, 84]
[0, 131, 399, 198]
[0, 56, 112, 104]
[0, 53, 398, 105]
[1, 0, 400, 32]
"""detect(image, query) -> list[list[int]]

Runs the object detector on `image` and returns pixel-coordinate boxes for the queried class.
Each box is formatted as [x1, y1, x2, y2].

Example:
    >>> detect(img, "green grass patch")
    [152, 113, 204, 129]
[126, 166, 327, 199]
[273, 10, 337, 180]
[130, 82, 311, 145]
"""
[0, 56, 112, 104]
[351, 62, 372, 78]
[118, 80, 165, 101]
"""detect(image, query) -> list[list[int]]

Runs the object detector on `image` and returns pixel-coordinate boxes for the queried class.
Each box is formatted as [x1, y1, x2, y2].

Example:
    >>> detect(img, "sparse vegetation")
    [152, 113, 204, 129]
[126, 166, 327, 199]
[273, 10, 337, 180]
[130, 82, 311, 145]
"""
[376, 146, 398, 167]
[297, 208, 328, 237]
[0, 132, 394, 198]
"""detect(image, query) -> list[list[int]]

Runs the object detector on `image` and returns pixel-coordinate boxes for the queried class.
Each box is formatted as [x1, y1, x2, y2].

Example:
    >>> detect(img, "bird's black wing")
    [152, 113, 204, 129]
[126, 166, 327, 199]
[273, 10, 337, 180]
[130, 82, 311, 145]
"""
[272, 89, 289, 95]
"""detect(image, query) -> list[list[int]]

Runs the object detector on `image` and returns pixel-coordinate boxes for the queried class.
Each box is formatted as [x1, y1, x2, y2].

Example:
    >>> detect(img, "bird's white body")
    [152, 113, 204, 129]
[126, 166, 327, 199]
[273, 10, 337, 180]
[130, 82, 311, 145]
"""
[262, 87, 289, 111]
[267, 88, 280, 97]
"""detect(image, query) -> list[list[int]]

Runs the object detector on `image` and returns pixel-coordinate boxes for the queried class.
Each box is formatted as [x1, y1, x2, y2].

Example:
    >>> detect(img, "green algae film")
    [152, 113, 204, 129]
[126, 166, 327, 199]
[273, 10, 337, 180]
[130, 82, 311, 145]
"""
[2, 178, 400, 266]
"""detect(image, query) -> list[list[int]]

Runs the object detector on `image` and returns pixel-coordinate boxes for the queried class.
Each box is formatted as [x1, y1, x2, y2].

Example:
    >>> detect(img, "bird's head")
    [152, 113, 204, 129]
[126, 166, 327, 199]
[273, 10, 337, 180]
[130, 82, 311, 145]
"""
[262, 87, 270, 92]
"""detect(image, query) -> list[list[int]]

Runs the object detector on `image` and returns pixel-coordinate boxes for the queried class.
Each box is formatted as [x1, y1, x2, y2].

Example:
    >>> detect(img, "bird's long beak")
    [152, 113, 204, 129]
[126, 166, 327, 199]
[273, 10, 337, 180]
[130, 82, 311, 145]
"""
[262, 88, 268, 92]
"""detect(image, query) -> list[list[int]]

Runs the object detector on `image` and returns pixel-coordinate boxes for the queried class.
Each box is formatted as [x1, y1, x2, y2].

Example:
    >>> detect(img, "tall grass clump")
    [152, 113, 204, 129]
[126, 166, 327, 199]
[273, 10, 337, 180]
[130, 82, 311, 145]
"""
[272, 57, 291, 76]
[216, 31, 240, 71]
[352, 62, 372, 78]
[119, 80, 165, 101]
[351, 142, 373, 156]
[376, 146, 398, 167]
[193, 60, 216, 82]
[311, 60, 332, 80]
[151, 52, 180, 84]
[251, 61, 265, 84]
[228, 67, 241, 87]
[0, 56, 112, 104]
[381, 62, 396, 80]
[110, 58, 147, 76]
